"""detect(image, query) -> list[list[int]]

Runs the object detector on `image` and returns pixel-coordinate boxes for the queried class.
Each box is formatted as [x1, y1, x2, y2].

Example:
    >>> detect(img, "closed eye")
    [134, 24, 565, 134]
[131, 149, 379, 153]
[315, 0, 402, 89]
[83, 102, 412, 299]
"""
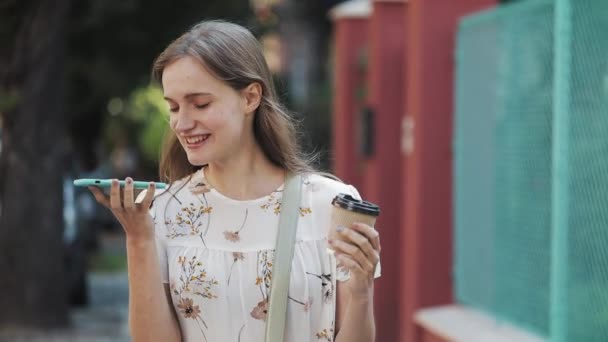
[195, 103, 210, 110]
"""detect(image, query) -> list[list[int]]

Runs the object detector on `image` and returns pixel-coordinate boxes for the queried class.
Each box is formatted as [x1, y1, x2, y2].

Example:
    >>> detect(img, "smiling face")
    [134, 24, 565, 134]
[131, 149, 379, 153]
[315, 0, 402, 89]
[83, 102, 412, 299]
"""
[162, 56, 257, 166]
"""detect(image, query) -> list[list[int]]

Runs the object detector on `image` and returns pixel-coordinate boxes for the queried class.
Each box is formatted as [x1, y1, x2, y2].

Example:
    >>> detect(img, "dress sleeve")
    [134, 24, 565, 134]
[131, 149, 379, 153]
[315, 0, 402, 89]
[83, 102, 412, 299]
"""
[136, 189, 170, 283]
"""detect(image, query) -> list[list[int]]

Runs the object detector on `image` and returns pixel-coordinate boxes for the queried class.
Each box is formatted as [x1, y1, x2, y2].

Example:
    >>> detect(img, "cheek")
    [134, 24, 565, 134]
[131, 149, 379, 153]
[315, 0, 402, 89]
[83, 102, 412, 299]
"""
[205, 109, 236, 134]
[169, 117, 177, 130]
[217, 116, 244, 141]
[203, 114, 223, 130]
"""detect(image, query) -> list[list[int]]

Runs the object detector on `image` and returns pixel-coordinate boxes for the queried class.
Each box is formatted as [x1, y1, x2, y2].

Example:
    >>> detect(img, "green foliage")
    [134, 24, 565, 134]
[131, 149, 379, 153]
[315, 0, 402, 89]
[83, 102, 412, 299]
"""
[0, 87, 20, 113]
[89, 251, 127, 273]
[65, 0, 254, 167]
[127, 85, 169, 163]
[103, 84, 168, 163]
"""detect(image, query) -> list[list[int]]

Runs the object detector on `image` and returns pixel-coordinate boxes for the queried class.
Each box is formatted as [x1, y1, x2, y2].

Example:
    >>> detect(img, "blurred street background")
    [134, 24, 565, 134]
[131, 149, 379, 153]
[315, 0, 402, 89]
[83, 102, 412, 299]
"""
[1, 0, 607, 341]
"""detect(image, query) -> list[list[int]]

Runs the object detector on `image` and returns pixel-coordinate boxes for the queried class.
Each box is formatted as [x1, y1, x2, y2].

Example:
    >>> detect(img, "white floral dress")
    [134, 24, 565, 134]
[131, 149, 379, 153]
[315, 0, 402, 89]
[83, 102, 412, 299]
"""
[148, 168, 380, 342]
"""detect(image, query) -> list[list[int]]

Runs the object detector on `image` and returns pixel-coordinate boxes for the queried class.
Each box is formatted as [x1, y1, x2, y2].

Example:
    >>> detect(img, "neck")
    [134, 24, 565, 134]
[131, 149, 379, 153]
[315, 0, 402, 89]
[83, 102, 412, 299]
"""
[205, 143, 285, 201]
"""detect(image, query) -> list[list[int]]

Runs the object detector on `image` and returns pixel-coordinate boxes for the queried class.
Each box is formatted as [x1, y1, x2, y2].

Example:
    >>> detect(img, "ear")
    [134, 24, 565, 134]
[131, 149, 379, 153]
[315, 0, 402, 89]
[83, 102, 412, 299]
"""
[242, 82, 262, 115]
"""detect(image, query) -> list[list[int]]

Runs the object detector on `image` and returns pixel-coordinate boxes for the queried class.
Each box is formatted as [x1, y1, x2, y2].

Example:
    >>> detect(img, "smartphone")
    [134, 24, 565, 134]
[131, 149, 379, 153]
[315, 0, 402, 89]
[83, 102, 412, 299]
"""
[73, 179, 167, 190]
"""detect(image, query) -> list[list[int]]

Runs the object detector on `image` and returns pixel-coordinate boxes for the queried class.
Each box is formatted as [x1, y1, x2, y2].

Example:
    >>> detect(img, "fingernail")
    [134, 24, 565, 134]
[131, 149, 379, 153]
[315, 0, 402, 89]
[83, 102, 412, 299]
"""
[336, 226, 345, 233]
[126, 178, 132, 184]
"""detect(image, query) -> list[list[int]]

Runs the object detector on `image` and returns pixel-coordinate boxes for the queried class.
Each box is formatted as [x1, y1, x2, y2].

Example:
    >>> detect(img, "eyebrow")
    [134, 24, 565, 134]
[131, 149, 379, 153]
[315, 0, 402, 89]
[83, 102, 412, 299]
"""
[163, 92, 212, 101]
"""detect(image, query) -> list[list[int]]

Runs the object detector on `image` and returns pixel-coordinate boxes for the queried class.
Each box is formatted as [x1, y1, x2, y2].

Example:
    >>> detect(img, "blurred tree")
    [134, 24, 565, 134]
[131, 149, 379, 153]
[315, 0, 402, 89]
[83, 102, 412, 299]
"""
[0, 0, 252, 330]
[103, 84, 169, 176]
[273, 0, 345, 170]
[67, 0, 253, 172]
[0, 0, 72, 328]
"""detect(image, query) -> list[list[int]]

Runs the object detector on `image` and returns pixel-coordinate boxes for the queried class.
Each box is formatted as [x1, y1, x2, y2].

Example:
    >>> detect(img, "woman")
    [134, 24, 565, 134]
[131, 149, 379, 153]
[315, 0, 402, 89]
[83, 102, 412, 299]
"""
[90, 20, 381, 342]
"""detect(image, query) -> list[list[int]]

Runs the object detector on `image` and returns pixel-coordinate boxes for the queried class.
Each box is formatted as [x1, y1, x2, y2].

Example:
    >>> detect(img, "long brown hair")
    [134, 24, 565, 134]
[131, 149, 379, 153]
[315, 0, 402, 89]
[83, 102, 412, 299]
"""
[152, 20, 315, 183]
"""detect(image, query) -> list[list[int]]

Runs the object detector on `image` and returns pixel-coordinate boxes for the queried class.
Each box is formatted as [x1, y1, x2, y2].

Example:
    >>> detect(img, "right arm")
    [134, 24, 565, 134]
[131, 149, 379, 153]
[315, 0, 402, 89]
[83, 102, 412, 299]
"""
[90, 178, 181, 342]
[126, 238, 181, 342]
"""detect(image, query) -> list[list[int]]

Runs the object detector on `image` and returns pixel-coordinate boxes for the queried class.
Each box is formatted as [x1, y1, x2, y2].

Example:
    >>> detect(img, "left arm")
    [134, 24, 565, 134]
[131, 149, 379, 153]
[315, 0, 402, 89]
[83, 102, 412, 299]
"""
[330, 223, 381, 342]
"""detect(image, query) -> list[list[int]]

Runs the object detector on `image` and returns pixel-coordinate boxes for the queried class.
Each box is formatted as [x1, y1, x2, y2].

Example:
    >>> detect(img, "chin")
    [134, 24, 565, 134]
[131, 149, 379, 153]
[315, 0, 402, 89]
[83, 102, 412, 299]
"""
[186, 153, 211, 166]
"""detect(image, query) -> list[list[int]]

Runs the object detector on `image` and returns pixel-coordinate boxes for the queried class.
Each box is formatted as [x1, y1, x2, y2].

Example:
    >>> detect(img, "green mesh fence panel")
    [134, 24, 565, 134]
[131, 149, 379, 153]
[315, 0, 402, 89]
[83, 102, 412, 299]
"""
[454, 0, 554, 337]
[454, 4, 502, 317]
[492, 1, 554, 336]
[455, 0, 608, 340]
[552, 1, 608, 341]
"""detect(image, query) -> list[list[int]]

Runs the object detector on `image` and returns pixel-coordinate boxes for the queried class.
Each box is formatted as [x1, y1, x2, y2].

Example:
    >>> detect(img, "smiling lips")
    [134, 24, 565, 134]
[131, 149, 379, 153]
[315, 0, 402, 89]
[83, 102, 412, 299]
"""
[185, 134, 211, 148]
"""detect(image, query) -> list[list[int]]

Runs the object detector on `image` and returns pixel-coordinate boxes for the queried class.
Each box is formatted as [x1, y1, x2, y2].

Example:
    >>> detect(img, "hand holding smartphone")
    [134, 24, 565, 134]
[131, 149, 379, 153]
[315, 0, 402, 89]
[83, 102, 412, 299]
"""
[78, 177, 160, 241]
[73, 179, 167, 190]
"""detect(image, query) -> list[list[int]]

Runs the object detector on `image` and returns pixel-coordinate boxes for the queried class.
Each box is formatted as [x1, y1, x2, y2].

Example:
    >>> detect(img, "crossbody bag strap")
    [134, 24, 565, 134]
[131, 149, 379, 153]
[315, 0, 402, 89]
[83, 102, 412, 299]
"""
[265, 173, 302, 342]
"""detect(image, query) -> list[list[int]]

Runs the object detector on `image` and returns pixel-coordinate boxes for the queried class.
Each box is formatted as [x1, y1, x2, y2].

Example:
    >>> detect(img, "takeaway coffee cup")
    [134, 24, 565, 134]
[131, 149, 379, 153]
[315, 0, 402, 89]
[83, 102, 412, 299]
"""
[328, 193, 380, 253]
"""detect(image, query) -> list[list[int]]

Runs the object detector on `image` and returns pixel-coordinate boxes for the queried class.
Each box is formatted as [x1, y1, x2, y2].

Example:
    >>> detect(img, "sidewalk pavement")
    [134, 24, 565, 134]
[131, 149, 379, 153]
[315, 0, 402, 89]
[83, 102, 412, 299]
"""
[1, 230, 132, 342]
[0, 272, 131, 342]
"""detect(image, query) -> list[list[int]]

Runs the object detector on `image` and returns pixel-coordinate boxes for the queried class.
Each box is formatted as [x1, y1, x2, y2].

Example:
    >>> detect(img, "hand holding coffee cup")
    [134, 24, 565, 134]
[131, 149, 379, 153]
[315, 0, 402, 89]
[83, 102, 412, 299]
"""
[328, 193, 381, 293]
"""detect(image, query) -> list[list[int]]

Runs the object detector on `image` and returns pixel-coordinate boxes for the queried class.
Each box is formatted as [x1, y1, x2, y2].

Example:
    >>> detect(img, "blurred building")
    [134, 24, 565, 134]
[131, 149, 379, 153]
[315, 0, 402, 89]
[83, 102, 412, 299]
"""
[330, 0, 608, 341]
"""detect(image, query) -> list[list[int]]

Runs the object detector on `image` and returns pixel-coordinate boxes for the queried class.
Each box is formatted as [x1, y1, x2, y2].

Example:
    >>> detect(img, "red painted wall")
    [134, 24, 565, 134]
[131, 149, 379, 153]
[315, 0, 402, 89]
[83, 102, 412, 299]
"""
[400, 1, 496, 342]
[331, 16, 369, 188]
[367, 1, 407, 341]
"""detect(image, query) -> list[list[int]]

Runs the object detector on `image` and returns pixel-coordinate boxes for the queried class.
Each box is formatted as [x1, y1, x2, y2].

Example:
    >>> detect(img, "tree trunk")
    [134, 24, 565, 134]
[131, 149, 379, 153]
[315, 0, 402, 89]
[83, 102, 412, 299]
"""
[0, 0, 70, 329]
[276, 0, 335, 169]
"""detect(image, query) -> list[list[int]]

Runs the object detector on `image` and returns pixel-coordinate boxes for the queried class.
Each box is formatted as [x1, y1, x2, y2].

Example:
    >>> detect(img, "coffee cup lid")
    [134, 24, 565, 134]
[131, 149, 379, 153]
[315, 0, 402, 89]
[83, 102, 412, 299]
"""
[332, 193, 380, 217]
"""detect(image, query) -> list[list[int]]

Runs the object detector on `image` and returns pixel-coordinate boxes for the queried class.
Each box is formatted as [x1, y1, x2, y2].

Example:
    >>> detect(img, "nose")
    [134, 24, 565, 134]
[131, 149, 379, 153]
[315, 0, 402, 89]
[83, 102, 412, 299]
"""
[171, 109, 196, 133]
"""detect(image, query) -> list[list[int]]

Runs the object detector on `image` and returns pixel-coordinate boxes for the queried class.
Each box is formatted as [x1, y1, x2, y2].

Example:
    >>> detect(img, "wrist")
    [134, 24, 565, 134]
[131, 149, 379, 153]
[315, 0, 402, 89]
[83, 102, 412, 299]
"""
[126, 235, 155, 249]
[348, 290, 374, 304]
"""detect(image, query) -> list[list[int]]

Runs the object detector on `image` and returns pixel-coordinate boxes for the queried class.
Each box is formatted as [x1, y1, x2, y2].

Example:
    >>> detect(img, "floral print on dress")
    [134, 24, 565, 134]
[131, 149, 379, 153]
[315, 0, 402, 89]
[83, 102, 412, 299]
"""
[307, 272, 334, 304]
[256, 250, 273, 291]
[227, 252, 245, 286]
[316, 327, 334, 341]
[222, 209, 249, 243]
[299, 207, 312, 217]
[189, 169, 212, 195]
[304, 297, 313, 312]
[250, 250, 274, 321]
[155, 173, 366, 342]
[250, 299, 269, 321]
[237, 324, 246, 342]
[189, 181, 211, 195]
[260, 194, 312, 218]
[288, 295, 314, 312]
[173, 256, 219, 299]
[171, 255, 218, 341]
[260, 192, 282, 215]
[177, 297, 202, 319]
[303, 178, 320, 192]
[165, 203, 213, 243]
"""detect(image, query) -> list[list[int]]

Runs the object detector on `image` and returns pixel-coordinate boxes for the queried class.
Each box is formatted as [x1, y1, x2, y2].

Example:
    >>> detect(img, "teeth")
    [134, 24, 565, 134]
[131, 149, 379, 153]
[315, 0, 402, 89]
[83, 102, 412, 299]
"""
[186, 135, 209, 144]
